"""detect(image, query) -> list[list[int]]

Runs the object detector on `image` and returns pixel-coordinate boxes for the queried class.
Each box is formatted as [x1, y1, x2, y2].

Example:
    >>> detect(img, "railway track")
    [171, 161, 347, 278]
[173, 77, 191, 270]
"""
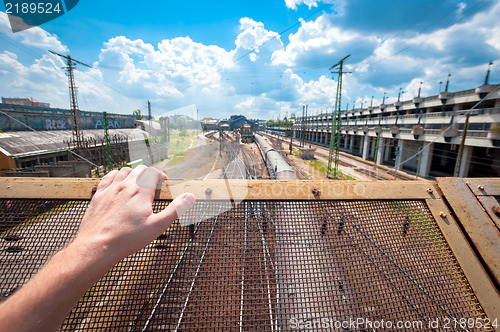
[262, 132, 415, 181]
[134, 132, 274, 331]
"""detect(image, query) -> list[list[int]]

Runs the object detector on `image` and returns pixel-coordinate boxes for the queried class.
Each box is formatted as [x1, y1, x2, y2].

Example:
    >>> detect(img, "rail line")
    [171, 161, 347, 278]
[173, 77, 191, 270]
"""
[138, 132, 262, 330]
[262, 132, 414, 181]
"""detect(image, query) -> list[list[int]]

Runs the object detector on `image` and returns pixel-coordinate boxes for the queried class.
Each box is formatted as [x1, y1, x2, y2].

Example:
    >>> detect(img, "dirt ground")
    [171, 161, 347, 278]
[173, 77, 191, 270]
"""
[240, 142, 270, 179]
[156, 133, 331, 180]
[155, 137, 231, 179]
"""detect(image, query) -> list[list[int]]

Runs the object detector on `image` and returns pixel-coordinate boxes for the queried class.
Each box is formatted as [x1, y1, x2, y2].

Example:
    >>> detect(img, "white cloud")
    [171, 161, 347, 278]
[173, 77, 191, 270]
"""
[233, 17, 284, 62]
[272, 15, 379, 68]
[284, 0, 334, 10]
[1, 2, 499, 120]
[0, 12, 67, 53]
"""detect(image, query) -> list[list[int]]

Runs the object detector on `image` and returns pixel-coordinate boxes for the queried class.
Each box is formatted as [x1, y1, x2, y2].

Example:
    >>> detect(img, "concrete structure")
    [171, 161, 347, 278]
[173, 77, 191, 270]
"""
[2, 97, 50, 108]
[134, 119, 163, 137]
[0, 102, 135, 132]
[298, 147, 316, 160]
[288, 84, 500, 178]
[0, 128, 166, 176]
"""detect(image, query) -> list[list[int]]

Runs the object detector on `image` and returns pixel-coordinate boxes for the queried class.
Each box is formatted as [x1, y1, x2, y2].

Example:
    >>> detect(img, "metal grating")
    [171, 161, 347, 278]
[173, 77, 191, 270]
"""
[0, 199, 489, 331]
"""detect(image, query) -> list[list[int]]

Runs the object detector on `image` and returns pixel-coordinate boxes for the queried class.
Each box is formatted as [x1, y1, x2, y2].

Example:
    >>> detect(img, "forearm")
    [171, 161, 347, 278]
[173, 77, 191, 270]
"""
[0, 236, 116, 332]
[0, 167, 195, 331]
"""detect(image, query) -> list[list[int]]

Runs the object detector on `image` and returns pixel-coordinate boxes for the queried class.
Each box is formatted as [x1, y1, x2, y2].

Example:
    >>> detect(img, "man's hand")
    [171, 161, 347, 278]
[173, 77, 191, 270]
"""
[77, 165, 196, 263]
[0, 166, 195, 332]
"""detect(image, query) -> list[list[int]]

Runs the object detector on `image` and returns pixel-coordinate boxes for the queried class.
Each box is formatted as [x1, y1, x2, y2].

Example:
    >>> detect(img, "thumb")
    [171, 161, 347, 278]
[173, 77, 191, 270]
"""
[148, 193, 196, 230]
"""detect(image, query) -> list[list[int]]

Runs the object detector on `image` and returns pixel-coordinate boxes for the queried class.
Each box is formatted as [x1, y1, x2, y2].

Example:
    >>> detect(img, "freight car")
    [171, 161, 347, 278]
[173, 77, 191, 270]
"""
[241, 123, 253, 143]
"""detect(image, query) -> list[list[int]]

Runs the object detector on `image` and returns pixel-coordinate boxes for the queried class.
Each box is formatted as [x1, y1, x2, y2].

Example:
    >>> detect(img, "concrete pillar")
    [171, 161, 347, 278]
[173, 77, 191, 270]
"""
[344, 135, 348, 149]
[418, 143, 434, 178]
[362, 136, 369, 160]
[349, 135, 354, 152]
[384, 139, 391, 162]
[396, 139, 404, 170]
[370, 137, 377, 159]
[376, 137, 385, 164]
[458, 145, 473, 177]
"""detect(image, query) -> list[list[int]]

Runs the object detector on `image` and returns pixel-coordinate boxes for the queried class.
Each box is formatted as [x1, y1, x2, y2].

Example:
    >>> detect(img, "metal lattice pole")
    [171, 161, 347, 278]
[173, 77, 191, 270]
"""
[49, 51, 90, 153]
[328, 54, 350, 178]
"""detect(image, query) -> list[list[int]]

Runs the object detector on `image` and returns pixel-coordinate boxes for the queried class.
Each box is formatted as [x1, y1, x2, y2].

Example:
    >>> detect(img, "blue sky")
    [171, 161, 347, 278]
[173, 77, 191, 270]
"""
[1, 0, 499, 120]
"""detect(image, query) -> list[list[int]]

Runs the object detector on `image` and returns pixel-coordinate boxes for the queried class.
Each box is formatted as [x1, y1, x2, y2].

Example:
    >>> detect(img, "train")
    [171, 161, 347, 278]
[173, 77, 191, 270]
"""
[254, 133, 300, 180]
[241, 124, 253, 143]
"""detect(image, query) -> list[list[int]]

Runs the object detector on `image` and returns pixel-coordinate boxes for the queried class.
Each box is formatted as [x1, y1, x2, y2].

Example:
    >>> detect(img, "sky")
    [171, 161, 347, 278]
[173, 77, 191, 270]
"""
[0, 0, 499, 120]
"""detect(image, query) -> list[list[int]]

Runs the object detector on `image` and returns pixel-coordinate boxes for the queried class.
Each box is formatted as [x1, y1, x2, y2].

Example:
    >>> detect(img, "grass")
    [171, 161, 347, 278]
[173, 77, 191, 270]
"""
[167, 154, 185, 166]
[168, 129, 197, 157]
[293, 149, 355, 180]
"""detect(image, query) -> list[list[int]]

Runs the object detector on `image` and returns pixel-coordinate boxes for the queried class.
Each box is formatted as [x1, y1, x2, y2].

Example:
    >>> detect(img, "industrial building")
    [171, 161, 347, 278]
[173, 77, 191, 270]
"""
[0, 101, 167, 176]
[201, 118, 219, 131]
[290, 83, 500, 178]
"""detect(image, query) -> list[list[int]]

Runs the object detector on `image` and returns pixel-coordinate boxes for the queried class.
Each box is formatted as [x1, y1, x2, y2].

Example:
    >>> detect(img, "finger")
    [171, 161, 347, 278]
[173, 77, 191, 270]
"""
[134, 167, 166, 191]
[147, 193, 196, 231]
[125, 164, 148, 184]
[96, 170, 119, 192]
[111, 167, 134, 185]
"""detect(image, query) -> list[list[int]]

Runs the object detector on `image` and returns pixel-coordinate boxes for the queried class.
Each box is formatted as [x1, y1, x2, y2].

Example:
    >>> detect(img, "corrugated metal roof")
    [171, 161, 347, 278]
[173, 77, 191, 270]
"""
[0, 129, 148, 157]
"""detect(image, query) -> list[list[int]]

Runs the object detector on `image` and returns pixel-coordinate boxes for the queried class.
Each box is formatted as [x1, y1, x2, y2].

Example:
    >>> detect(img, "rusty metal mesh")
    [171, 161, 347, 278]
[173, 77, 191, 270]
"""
[0, 199, 489, 331]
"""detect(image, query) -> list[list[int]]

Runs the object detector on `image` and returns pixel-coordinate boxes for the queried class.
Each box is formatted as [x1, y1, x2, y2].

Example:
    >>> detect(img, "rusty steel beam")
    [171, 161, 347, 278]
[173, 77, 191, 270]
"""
[0, 178, 438, 201]
[436, 178, 500, 283]
[1, 177, 500, 330]
[426, 197, 500, 327]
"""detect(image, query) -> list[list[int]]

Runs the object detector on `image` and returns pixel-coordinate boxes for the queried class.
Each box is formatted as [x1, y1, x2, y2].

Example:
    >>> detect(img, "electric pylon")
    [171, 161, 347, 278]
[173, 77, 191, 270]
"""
[49, 50, 90, 153]
[327, 54, 351, 178]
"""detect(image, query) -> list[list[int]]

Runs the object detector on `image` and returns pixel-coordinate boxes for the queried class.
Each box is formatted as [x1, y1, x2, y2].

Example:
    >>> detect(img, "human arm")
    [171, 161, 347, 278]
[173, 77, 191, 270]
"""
[0, 166, 196, 331]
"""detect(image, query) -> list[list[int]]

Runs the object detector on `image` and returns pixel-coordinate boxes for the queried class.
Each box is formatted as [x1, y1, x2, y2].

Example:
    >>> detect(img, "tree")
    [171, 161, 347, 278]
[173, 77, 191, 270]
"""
[133, 109, 143, 120]
[176, 117, 187, 130]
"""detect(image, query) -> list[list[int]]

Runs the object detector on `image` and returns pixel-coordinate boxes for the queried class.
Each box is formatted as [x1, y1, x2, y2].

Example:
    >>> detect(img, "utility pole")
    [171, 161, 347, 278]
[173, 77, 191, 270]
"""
[167, 117, 170, 142]
[327, 54, 351, 179]
[103, 112, 112, 171]
[49, 50, 90, 153]
[148, 101, 152, 138]
[219, 125, 223, 157]
[456, 62, 494, 176]
[301, 105, 306, 147]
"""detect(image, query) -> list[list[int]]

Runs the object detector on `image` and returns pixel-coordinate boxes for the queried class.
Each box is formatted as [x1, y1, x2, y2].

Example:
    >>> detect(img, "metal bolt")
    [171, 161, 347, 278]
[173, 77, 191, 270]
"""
[426, 188, 433, 194]
[91, 187, 98, 199]
[205, 188, 213, 199]
[312, 188, 320, 197]
[492, 206, 500, 217]
[439, 211, 447, 218]
[477, 184, 484, 190]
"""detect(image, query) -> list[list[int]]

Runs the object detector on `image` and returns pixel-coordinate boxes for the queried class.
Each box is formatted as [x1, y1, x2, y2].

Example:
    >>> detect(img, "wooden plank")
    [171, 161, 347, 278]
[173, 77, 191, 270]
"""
[0, 178, 436, 201]
[466, 178, 500, 196]
[477, 195, 500, 231]
[426, 198, 500, 329]
[436, 178, 500, 290]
